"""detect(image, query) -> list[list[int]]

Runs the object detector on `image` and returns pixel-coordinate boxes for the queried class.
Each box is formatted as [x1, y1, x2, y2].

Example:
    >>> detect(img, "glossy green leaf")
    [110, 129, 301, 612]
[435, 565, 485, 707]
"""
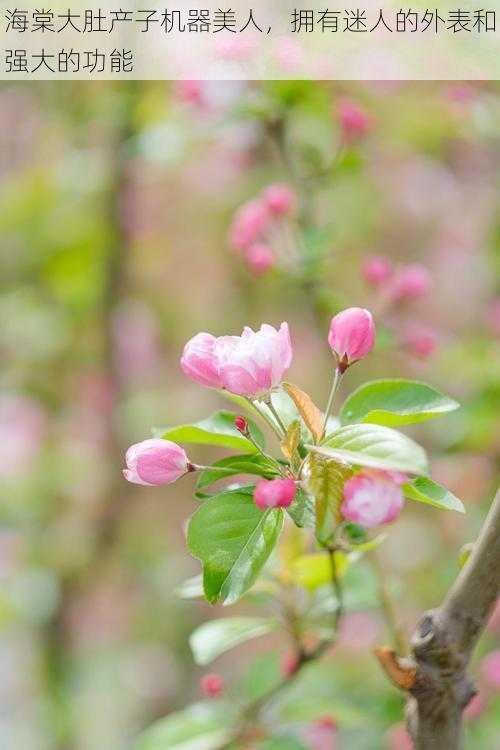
[313, 423, 428, 476]
[134, 703, 234, 750]
[187, 487, 284, 605]
[286, 488, 316, 529]
[195, 454, 279, 499]
[190, 617, 277, 665]
[340, 379, 459, 427]
[307, 454, 353, 544]
[403, 477, 465, 513]
[156, 411, 265, 453]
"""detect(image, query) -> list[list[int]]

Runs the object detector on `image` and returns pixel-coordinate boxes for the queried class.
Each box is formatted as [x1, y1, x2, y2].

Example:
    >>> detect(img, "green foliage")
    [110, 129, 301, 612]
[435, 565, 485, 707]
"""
[340, 379, 460, 427]
[195, 455, 279, 499]
[286, 488, 316, 528]
[403, 477, 465, 513]
[314, 423, 429, 476]
[187, 487, 283, 605]
[190, 617, 277, 665]
[307, 454, 353, 544]
[157, 411, 265, 453]
[134, 703, 235, 750]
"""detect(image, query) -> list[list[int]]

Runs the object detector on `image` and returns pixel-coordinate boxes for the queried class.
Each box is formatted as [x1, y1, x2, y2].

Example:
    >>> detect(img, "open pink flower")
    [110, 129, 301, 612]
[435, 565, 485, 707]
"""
[341, 470, 406, 528]
[254, 478, 296, 509]
[328, 307, 375, 367]
[124, 439, 188, 486]
[181, 323, 292, 398]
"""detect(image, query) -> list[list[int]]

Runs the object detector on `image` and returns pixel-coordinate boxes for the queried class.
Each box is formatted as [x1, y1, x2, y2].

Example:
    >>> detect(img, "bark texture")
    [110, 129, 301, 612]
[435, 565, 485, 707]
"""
[406, 489, 500, 750]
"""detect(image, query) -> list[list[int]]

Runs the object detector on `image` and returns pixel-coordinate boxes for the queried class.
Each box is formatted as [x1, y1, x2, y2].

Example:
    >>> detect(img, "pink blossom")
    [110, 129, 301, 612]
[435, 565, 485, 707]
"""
[245, 243, 275, 276]
[263, 184, 295, 216]
[402, 325, 438, 359]
[200, 673, 224, 698]
[229, 199, 269, 251]
[254, 478, 296, 510]
[385, 723, 414, 750]
[274, 37, 305, 72]
[281, 651, 299, 677]
[328, 307, 375, 367]
[481, 650, 500, 690]
[485, 297, 500, 338]
[123, 439, 188, 486]
[181, 332, 222, 388]
[362, 255, 393, 287]
[341, 470, 406, 528]
[174, 80, 205, 108]
[214, 34, 257, 60]
[300, 715, 338, 750]
[390, 264, 432, 302]
[464, 690, 488, 721]
[182, 323, 292, 398]
[337, 99, 372, 141]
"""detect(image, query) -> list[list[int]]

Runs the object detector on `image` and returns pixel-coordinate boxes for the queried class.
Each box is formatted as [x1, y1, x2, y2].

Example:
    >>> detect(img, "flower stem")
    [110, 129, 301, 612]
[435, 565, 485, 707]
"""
[265, 394, 288, 437]
[322, 366, 343, 438]
[371, 549, 408, 656]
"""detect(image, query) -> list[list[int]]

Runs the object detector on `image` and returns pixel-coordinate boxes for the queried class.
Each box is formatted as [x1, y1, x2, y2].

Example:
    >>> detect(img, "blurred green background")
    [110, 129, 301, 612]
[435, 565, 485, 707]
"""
[0, 81, 499, 750]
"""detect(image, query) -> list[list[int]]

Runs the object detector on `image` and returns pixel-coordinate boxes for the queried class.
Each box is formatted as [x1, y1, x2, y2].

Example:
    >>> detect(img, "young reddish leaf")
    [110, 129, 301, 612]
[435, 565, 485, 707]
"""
[283, 382, 324, 444]
[280, 419, 301, 461]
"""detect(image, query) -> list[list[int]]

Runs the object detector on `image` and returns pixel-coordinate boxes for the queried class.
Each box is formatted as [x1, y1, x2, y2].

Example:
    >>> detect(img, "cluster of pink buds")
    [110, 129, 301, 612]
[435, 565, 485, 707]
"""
[362, 255, 436, 359]
[228, 184, 296, 276]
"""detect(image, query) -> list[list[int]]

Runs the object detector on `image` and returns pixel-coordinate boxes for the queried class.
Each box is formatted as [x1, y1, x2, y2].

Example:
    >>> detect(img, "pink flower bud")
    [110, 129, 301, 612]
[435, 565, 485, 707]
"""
[263, 184, 295, 216]
[181, 323, 292, 398]
[281, 651, 299, 678]
[234, 415, 248, 434]
[341, 470, 406, 528]
[464, 690, 488, 721]
[337, 99, 372, 141]
[328, 307, 375, 367]
[481, 650, 500, 690]
[245, 243, 275, 276]
[229, 199, 269, 251]
[123, 439, 188, 486]
[362, 255, 393, 287]
[391, 264, 432, 302]
[200, 672, 224, 698]
[180, 332, 222, 389]
[402, 325, 438, 359]
[254, 478, 296, 510]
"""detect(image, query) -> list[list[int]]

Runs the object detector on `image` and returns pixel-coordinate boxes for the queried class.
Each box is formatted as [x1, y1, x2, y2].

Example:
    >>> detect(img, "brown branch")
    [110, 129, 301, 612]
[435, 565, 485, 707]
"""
[376, 488, 500, 750]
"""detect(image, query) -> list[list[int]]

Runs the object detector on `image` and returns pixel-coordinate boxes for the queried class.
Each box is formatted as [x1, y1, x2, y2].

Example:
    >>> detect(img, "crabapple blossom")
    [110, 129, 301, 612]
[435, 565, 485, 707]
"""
[480, 650, 500, 690]
[229, 199, 269, 251]
[200, 673, 224, 698]
[362, 255, 393, 287]
[337, 99, 372, 141]
[391, 263, 431, 302]
[254, 478, 296, 510]
[328, 307, 375, 368]
[123, 439, 188, 486]
[341, 470, 406, 528]
[263, 184, 295, 216]
[402, 325, 438, 359]
[244, 243, 275, 276]
[182, 322, 293, 398]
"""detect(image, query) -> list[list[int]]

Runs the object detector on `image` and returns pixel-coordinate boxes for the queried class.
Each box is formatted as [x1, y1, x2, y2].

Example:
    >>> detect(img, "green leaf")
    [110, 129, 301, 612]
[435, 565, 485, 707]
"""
[156, 411, 265, 453]
[286, 488, 315, 528]
[403, 477, 465, 513]
[290, 551, 349, 590]
[187, 487, 284, 605]
[307, 454, 353, 544]
[134, 703, 234, 750]
[340, 379, 460, 427]
[195, 455, 278, 499]
[190, 617, 277, 665]
[313, 423, 429, 476]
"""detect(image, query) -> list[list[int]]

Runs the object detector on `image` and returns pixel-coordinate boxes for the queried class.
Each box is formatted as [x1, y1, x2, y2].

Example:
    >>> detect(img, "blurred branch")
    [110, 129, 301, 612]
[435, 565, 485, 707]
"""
[376, 488, 500, 750]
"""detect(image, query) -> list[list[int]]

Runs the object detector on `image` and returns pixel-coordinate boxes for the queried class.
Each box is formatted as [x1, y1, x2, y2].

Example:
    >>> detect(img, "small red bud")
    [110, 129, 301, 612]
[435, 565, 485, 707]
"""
[200, 672, 224, 698]
[316, 715, 337, 731]
[234, 416, 248, 434]
[281, 652, 299, 678]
